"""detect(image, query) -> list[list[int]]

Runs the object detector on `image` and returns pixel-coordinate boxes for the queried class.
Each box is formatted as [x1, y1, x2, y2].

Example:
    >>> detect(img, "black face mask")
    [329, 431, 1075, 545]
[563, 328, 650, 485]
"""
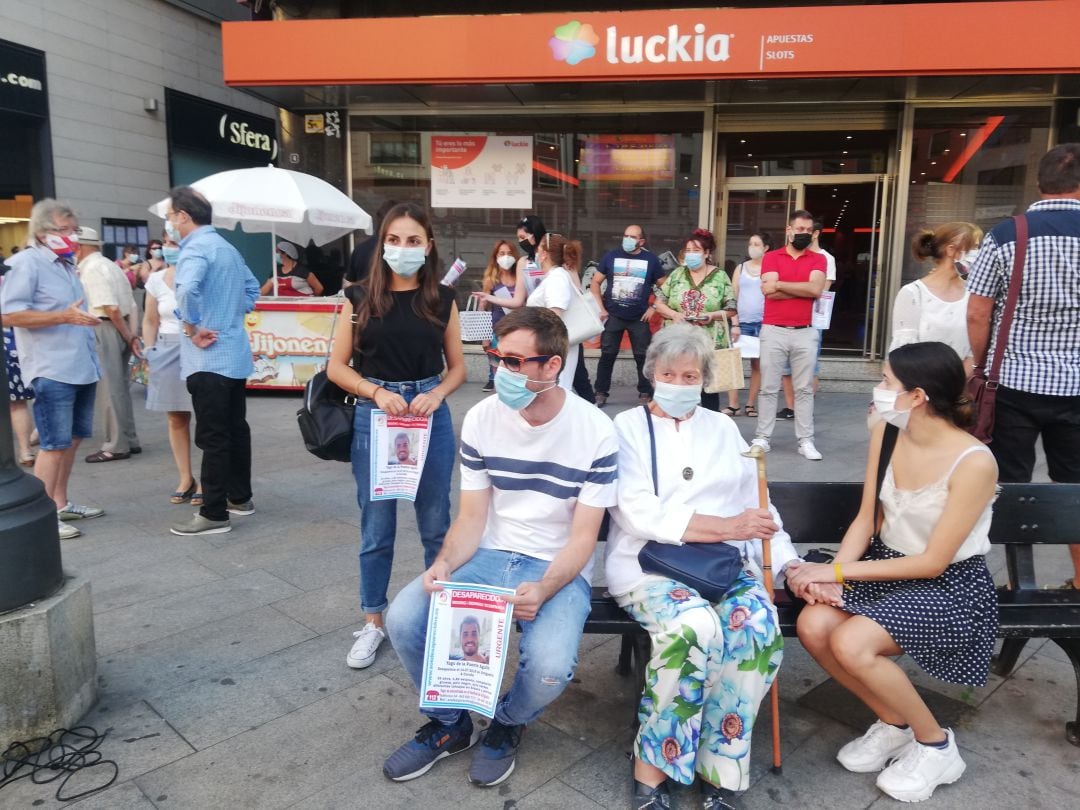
[791, 233, 813, 251]
[518, 238, 535, 259]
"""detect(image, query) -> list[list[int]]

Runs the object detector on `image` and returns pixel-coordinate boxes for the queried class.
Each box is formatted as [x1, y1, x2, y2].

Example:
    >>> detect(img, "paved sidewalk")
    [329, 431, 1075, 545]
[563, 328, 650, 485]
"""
[2, 379, 1075, 809]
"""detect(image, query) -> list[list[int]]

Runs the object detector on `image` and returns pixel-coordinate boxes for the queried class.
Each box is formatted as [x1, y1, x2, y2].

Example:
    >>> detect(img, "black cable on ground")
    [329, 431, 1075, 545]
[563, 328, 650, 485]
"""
[0, 725, 118, 802]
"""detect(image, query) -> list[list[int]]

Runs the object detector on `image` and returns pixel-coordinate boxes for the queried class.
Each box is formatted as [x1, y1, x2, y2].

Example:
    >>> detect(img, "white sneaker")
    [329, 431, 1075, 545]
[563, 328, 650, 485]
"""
[346, 622, 386, 669]
[57, 519, 81, 540]
[837, 720, 915, 773]
[750, 437, 771, 453]
[798, 439, 823, 461]
[875, 729, 966, 803]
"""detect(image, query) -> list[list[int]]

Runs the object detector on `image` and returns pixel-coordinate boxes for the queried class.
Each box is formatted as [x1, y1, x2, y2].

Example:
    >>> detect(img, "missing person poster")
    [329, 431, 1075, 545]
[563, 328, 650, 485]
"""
[812, 290, 836, 330]
[419, 582, 515, 718]
[369, 410, 432, 501]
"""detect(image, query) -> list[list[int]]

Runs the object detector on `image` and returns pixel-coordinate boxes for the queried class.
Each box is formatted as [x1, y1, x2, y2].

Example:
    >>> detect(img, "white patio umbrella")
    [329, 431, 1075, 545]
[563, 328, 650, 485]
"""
[149, 165, 371, 293]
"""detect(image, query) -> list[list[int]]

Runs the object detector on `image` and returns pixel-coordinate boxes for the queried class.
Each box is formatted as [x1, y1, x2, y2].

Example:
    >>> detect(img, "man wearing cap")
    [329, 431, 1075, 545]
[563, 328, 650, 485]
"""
[260, 241, 323, 297]
[0, 199, 103, 540]
[76, 227, 143, 462]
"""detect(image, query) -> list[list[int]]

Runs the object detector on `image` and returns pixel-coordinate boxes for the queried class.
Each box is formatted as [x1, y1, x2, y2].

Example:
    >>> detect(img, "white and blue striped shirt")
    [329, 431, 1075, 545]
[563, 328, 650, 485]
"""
[460, 392, 618, 583]
[968, 199, 1080, 396]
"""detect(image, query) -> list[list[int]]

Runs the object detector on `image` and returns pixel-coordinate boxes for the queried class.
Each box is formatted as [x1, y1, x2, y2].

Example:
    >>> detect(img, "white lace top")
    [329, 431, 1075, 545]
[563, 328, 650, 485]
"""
[888, 279, 971, 359]
[879, 445, 994, 562]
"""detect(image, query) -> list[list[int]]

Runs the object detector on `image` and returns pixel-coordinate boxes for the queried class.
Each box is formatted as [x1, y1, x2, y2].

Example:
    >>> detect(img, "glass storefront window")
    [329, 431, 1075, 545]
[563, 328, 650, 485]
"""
[724, 130, 892, 177]
[349, 113, 703, 301]
[902, 106, 1051, 284]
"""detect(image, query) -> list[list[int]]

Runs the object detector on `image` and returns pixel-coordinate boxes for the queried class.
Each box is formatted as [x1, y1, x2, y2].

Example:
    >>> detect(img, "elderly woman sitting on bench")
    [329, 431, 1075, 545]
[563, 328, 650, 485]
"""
[604, 324, 801, 810]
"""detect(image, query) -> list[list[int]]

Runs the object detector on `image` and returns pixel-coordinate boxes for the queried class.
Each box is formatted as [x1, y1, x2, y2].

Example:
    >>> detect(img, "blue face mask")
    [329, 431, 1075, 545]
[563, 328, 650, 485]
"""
[162, 246, 180, 265]
[684, 251, 704, 270]
[652, 380, 701, 419]
[383, 244, 427, 278]
[622, 236, 639, 253]
[276, 253, 284, 266]
[164, 219, 180, 242]
[150, 248, 163, 259]
[494, 366, 556, 411]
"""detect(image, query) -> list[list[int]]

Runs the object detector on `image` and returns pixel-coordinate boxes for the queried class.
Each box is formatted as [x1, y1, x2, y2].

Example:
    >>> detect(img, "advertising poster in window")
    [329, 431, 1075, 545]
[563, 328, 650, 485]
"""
[369, 410, 432, 501]
[579, 134, 675, 188]
[430, 135, 533, 209]
[419, 582, 515, 718]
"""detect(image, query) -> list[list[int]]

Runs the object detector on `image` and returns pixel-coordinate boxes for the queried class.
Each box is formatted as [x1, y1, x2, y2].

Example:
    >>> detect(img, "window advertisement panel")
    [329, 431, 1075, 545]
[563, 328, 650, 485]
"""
[430, 135, 533, 210]
[579, 135, 675, 188]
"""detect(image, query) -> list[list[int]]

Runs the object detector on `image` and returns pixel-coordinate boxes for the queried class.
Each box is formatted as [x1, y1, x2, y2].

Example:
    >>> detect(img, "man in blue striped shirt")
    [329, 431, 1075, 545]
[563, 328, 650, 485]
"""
[383, 307, 618, 789]
[166, 186, 260, 537]
[967, 143, 1080, 587]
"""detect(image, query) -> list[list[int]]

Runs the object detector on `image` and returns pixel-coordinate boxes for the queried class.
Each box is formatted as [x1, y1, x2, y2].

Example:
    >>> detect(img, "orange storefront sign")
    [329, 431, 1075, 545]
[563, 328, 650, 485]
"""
[222, 1, 1080, 87]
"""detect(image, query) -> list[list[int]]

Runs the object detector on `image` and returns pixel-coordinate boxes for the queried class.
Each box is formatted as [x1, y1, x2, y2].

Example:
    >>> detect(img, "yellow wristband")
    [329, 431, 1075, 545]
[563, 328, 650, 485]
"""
[834, 563, 844, 584]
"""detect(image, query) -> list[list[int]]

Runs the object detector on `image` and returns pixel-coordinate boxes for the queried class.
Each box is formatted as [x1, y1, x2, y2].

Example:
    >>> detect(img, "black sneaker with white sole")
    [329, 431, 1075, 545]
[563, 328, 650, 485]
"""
[468, 719, 523, 787]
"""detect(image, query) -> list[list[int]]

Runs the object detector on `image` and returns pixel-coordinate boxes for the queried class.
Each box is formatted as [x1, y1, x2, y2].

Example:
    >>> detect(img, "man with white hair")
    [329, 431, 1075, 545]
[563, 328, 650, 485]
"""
[76, 227, 143, 462]
[0, 200, 103, 540]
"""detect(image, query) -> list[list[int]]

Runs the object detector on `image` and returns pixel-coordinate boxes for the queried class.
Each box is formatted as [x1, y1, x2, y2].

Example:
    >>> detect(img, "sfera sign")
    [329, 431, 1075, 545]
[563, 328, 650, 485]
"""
[166, 88, 277, 164]
[219, 114, 278, 159]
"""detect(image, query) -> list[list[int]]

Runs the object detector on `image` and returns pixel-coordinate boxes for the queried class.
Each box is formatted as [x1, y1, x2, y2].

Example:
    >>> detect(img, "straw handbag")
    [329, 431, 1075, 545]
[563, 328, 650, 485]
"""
[704, 313, 744, 393]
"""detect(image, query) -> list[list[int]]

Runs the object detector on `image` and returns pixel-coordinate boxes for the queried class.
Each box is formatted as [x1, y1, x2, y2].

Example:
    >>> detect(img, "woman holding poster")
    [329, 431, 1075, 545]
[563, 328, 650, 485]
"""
[328, 202, 466, 671]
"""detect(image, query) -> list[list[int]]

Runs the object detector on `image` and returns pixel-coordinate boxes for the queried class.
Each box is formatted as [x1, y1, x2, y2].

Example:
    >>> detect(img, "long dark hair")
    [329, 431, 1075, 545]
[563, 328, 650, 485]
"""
[354, 202, 444, 346]
[887, 341, 975, 428]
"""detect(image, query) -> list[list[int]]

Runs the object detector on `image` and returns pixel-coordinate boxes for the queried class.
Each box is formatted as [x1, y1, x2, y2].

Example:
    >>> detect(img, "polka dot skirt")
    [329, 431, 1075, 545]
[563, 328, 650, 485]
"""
[4, 328, 34, 401]
[842, 536, 998, 686]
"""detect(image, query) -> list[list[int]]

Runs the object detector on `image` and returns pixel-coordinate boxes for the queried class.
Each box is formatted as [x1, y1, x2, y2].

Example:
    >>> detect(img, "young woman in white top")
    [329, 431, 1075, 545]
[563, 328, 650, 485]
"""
[728, 231, 771, 417]
[889, 222, 978, 365]
[473, 215, 548, 313]
[789, 341, 998, 804]
[526, 233, 584, 391]
[142, 237, 201, 505]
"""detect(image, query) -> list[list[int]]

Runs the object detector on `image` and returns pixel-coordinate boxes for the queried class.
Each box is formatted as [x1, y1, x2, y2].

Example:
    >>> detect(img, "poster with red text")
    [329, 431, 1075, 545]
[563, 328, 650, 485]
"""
[430, 135, 533, 210]
[369, 410, 432, 501]
[419, 582, 515, 718]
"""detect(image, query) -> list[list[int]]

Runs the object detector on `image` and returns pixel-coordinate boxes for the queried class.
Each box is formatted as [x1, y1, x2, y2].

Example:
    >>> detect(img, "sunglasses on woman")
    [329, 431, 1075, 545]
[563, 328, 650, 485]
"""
[484, 348, 552, 373]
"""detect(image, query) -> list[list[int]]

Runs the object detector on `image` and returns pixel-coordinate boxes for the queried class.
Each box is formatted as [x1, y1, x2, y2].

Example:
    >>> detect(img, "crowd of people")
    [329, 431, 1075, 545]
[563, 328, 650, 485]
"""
[2, 143, 1078, 807]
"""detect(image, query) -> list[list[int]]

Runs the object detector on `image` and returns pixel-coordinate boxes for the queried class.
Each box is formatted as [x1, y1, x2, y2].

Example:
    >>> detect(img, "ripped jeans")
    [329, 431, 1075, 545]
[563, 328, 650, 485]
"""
[386, 547, 592, 727]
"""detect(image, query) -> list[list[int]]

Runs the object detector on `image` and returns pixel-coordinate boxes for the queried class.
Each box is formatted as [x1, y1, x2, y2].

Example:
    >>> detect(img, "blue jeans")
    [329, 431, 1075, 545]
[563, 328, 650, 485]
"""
[31, 377, 96, 451]
[386, 547, 592, 727]
[351, 375, 454, 615]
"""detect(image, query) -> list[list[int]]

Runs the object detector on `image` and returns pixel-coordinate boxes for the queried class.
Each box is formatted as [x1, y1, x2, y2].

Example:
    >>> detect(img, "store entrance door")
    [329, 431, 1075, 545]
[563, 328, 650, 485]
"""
[719, 174, 888, 357]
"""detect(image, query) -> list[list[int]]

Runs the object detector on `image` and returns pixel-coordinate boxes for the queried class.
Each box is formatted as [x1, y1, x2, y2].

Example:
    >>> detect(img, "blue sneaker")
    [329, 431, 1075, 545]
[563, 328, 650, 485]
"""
[468, 719, 524, 787]
[383, 714, 478, 782]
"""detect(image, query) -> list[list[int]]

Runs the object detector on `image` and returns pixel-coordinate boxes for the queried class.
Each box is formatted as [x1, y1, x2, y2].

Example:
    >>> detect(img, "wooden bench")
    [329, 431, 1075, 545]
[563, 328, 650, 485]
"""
[586, 481, 1080, 745]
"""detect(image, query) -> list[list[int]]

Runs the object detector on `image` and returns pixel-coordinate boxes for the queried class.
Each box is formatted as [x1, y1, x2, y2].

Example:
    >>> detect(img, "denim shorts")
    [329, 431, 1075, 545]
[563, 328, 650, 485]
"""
[31, 377, 96, 451]
[740, 321, 762, 338]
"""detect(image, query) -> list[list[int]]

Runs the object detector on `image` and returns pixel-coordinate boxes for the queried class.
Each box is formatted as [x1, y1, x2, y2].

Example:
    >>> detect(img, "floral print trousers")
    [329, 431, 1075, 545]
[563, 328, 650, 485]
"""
[617, 571, 783, 790]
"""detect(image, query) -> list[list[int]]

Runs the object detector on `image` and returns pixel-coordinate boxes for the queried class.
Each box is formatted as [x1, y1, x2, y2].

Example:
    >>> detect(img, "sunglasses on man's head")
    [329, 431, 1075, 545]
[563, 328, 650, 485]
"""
[484, 348, 552, 373]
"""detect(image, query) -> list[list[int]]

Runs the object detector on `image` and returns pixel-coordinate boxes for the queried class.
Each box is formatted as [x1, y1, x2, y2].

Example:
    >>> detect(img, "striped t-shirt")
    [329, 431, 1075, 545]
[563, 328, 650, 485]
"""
[460, 391, 618, 583]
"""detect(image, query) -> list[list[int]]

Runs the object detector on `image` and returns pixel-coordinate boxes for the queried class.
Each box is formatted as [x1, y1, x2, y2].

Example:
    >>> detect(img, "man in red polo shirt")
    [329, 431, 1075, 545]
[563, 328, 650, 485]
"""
[752, 209, 827, 460]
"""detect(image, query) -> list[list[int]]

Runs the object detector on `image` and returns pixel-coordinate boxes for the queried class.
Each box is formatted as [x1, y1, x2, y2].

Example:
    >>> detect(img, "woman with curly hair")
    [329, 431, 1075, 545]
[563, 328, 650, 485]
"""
[477, 239, 519, 392]
[654, 228, 738, 413]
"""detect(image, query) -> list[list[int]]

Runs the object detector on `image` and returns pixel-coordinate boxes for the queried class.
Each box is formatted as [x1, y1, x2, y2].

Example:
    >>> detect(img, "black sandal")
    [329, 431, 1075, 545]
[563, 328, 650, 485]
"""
[721, 406, 740, 417]
[744, 404, 758, 417]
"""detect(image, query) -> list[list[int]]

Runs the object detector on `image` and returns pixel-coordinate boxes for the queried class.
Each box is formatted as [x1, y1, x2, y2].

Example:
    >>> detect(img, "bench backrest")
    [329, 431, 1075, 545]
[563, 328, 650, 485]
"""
[769, 481, 1079, 589]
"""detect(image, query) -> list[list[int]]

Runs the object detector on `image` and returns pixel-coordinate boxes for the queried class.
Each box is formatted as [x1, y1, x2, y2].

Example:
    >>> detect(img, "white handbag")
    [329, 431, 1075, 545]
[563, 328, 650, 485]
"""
[458, 297, 493, 343]
[560, 283, 604, 345]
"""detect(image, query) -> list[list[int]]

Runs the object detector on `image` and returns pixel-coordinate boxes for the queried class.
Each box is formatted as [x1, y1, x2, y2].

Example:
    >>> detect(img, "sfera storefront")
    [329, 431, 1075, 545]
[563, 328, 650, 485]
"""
[222, 0, 1080, 360]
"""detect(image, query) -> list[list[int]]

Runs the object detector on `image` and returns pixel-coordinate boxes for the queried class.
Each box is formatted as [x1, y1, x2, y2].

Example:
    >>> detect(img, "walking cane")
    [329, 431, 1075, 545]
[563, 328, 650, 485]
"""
[741, 444, 782, 774]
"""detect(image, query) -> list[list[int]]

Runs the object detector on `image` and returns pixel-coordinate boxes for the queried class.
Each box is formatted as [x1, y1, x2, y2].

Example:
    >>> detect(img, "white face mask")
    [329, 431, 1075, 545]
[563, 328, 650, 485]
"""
[748, 245, 765, 260]
[496, 254, 516, 271]
[872, 385, 914, 431]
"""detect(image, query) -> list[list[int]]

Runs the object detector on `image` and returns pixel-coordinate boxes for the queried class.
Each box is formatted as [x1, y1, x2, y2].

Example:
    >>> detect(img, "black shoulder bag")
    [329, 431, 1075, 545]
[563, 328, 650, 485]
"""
[636, 405, 744, 602]
[296, 290, 358, 462]
[871, 423, 900, 542]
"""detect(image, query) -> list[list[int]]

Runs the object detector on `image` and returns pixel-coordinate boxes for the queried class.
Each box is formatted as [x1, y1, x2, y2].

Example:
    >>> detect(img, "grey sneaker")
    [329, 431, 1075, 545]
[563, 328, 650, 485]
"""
[383, 714, 478, 782]
[468, 719, 523, 787]
[227, 500, 255, 516]
[171, 514, 231, 536]
[58, 502, 104, 521]
[57, 519, 81, 540]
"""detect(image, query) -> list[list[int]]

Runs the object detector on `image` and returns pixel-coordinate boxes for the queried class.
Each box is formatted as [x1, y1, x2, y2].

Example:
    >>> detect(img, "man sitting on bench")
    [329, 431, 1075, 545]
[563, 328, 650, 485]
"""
[383, 307, 618, 788]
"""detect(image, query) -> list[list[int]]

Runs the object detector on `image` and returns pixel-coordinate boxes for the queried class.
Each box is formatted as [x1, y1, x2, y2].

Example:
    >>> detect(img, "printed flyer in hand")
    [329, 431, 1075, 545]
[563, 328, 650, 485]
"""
[369, 410, 432, 501]
[419, 582, 515, 718]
